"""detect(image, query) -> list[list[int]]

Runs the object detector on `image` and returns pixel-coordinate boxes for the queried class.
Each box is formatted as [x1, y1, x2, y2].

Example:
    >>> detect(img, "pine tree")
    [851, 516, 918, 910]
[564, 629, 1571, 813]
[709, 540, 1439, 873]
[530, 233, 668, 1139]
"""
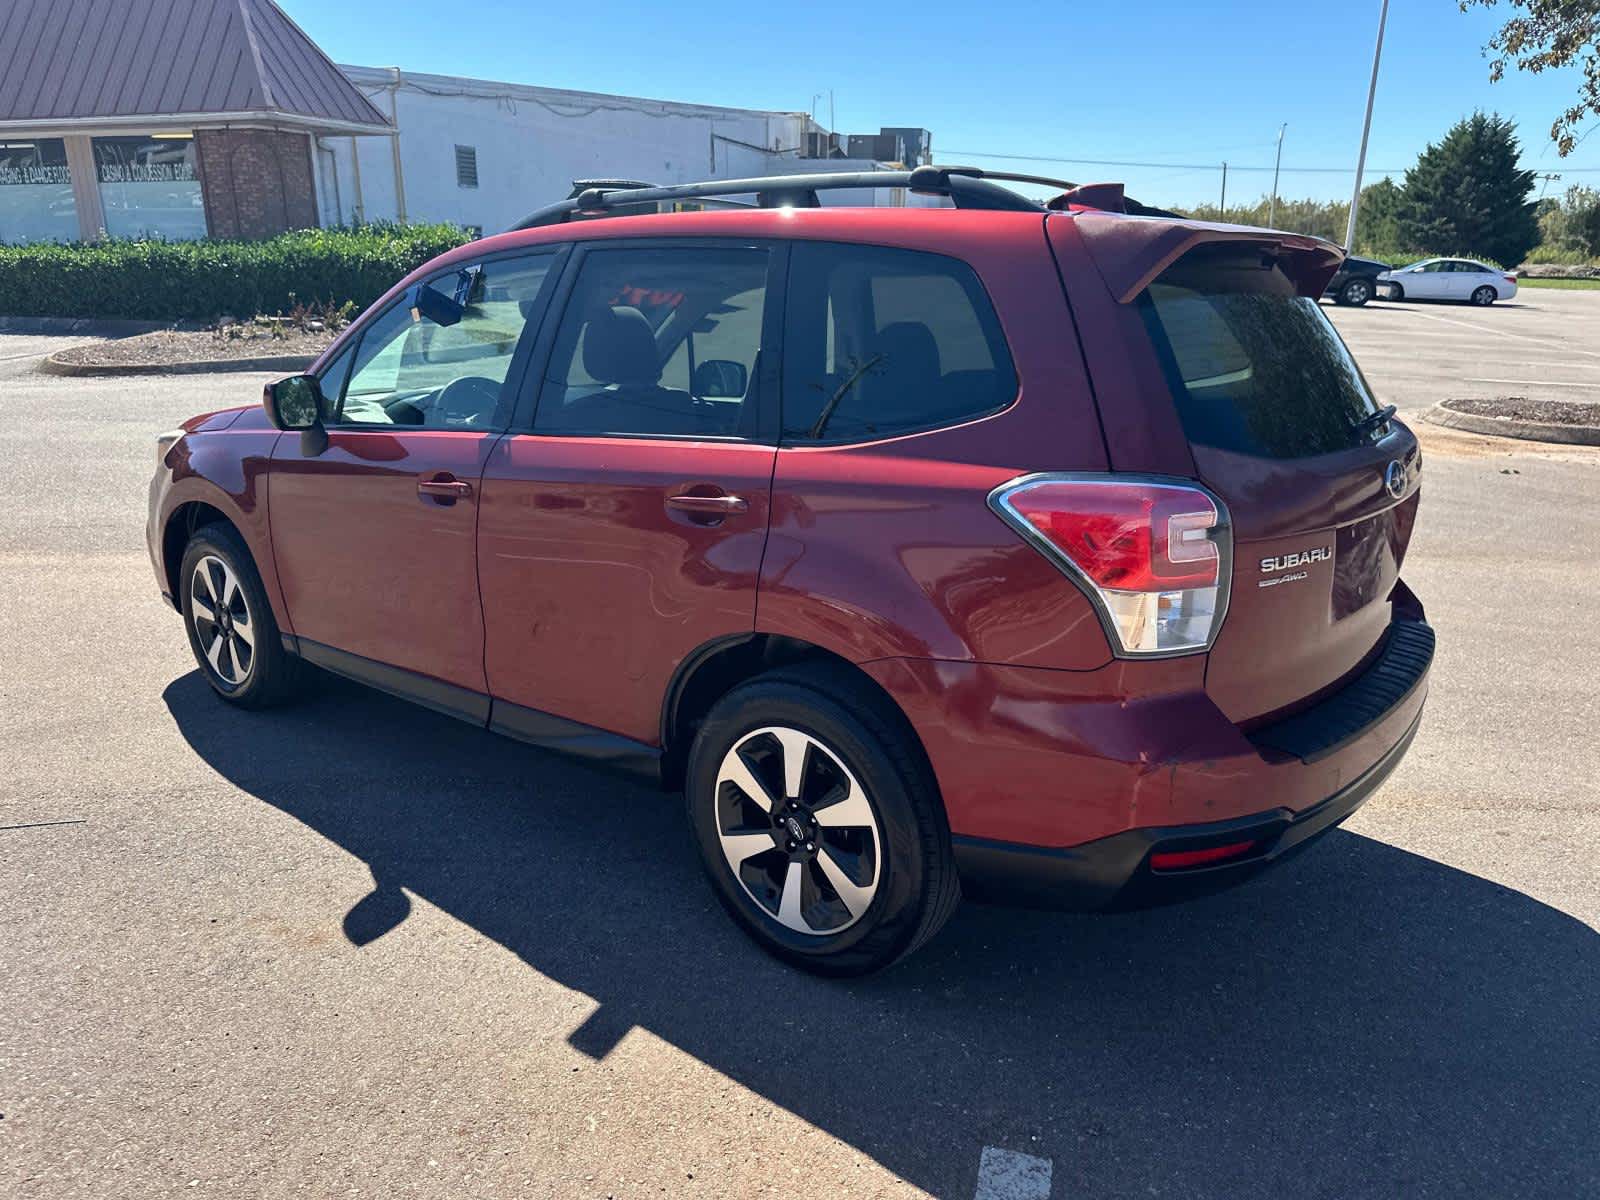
[1395, 113, 1540, 267]
[1356, 177, 1404, 252]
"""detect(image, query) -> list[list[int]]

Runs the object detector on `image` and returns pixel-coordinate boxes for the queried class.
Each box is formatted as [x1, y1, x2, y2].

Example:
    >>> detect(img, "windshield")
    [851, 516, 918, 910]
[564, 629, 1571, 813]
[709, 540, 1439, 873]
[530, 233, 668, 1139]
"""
[1399, 259, 1433, 271]
[1140, 245, 1384, 459]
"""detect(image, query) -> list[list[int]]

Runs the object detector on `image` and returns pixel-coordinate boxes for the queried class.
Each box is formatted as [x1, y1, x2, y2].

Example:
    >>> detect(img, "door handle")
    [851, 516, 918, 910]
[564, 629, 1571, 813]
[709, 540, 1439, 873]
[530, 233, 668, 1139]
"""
[418, 475, 472, 502]
[665, 493, 748, 514]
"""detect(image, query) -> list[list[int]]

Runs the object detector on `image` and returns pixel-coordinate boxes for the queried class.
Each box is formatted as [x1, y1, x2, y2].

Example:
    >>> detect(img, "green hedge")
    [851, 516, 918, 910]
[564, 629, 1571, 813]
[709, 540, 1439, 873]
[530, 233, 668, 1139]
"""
[0, 223, 473, 321]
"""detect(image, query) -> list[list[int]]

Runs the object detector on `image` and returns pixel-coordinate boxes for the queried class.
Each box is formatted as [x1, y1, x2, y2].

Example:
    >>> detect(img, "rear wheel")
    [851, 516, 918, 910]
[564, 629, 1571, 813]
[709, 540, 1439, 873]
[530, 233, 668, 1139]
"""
[179, 524, 304, 708]
[1338, 277, 1374, 306]
[685, 665, 959, 975]
[1471, 285, 1497, 306]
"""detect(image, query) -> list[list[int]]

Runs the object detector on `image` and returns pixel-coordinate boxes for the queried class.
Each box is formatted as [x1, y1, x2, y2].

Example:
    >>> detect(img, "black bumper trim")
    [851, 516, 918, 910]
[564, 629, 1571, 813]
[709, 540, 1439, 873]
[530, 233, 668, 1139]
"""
[1248, 618, 1434, 764]
[952, 705, 1423, 912]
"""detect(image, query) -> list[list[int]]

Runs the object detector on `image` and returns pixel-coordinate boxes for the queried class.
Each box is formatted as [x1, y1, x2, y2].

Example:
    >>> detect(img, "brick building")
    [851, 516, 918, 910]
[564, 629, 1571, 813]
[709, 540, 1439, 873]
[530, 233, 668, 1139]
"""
[0, 0, 390, 243]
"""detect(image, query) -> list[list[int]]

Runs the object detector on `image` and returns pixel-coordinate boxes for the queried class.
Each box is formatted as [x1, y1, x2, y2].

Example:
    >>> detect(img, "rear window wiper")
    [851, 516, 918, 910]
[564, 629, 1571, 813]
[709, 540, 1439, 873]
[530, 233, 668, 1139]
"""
[1351, 403, 1396, 439]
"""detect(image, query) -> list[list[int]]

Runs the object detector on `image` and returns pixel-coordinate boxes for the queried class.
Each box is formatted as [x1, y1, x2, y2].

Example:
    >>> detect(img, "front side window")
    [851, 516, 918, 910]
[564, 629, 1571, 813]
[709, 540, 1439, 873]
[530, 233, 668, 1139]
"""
[780, 243, 1016, 442]
[1140, 244, 1383, 459]
[534, 246, 770, 438]
[92, 136, 205, 240]
[328, 252, 556, 428]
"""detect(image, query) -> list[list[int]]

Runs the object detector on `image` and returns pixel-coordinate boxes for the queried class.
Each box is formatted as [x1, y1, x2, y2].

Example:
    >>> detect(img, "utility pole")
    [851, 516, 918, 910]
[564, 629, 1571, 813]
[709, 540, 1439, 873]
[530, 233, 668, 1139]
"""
[1220, 162, 1228, 213]
[1537, 172, 1562, 200]
[1345, 0, 1390, 249]
[1269, 123, 1287, 227]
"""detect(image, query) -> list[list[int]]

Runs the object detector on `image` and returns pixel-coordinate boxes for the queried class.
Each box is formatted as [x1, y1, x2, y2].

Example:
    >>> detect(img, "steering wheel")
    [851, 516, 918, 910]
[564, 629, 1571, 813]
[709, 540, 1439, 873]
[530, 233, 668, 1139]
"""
[434, 375, 501, 425]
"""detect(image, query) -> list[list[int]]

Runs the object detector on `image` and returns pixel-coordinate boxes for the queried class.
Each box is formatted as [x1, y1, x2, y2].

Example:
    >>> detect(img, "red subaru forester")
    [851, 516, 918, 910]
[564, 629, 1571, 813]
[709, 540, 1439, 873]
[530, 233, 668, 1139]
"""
[147, 169, 1432, 974]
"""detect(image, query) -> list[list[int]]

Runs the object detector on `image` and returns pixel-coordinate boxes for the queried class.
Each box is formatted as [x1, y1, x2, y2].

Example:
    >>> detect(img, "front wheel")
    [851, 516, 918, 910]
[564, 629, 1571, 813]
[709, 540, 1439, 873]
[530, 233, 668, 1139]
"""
[1471, 285, 1497, 306]
[1339, 278, 1374, 306]
[179, 524, 304, 708]
[1387, 283, 1405, 301]
[685, 665, 959, 975]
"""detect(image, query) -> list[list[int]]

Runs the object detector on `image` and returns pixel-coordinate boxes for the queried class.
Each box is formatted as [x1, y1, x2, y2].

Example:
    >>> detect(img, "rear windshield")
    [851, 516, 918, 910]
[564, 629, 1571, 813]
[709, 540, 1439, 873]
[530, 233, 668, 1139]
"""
[1139, 245, 1384, 458]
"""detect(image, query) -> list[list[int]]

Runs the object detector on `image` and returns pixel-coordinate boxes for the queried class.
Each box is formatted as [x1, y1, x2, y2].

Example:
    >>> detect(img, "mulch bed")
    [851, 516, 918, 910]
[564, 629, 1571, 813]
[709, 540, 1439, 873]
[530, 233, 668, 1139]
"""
[50, 326, 334, 368]
[1444, 396, 1600, 427]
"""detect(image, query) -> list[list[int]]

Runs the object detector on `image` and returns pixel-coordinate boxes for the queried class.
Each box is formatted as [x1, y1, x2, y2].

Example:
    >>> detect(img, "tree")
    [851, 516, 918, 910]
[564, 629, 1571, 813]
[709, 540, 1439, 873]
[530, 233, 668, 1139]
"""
[1355, 177, 1405, 250]
[1460, 0, 1600, 155]
[1395, 113, 1541, 265]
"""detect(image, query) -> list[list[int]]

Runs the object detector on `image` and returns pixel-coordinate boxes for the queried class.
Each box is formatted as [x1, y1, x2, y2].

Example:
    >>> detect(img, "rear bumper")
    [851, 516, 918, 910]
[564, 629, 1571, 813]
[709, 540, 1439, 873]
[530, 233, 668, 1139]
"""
[951, 704, 1421, 910]
[864, 599, 1434, 911]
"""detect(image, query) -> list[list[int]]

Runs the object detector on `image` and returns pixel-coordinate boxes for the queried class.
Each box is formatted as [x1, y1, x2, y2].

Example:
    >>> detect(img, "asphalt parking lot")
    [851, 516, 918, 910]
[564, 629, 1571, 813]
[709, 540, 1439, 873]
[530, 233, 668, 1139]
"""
[1326, 286, 1600, 412]
[3, 300, 1598, 1198]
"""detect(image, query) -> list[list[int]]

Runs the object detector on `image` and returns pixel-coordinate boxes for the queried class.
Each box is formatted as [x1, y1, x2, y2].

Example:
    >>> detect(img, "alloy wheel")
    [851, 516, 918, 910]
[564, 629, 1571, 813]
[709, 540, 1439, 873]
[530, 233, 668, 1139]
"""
[713, 725, 882, 935]
[190, 554, 254, 686]
[1472, 286, 1496, 306]
[1346, 280, 1372, 304]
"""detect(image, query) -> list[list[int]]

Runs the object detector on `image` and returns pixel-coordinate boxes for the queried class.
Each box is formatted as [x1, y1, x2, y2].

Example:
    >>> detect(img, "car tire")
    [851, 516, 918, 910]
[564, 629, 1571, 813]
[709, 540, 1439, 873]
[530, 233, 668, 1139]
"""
[1471, 285, 1497, 306]
[179, 523, 305, 709]
[1388, 283, 1405, 301]
[1338, 278, 1373, 306]
[685, 662, 960, 976]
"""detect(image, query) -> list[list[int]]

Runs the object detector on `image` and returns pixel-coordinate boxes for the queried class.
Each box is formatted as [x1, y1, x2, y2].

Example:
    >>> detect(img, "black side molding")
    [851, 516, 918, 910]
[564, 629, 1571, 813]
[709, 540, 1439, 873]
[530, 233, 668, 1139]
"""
[1248, 619, 1435, 764]
[284, 637, 664, 785]
[490, 700, 661, 787]
[293, 637, 491, 726]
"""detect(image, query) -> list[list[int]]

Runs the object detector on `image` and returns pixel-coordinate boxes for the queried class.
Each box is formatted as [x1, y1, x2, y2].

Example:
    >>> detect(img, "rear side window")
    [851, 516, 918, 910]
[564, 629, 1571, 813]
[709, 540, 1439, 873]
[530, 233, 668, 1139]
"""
[781, 243, 1016, 442]
[1140, 246, 1383, 458]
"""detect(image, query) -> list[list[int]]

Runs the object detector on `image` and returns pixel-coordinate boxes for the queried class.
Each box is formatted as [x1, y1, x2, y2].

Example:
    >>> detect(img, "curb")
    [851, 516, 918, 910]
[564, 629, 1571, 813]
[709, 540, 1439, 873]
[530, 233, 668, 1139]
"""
[1423, 401, 1600, 447]
[39, 351, 314, 377]
[0, 316, 165, 337]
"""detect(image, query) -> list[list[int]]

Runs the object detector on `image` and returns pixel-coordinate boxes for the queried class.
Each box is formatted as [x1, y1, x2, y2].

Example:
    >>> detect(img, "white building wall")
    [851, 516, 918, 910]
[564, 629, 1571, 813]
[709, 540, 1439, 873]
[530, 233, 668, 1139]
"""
[321, 66, 841, 234]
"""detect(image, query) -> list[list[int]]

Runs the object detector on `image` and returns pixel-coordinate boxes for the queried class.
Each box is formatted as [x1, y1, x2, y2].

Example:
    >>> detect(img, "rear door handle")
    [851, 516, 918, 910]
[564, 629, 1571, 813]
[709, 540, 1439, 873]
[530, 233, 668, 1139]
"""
[666, 493, 748, 515]
[418, 475, 472, 502]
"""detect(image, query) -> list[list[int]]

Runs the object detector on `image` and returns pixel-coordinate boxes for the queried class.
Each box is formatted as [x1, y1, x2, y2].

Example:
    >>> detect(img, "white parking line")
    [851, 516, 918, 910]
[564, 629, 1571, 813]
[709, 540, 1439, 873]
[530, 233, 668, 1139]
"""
[1392, 307, 1600, 357]
[1465, 378, 1599, 390]
[975, 1146, 1053, 1200]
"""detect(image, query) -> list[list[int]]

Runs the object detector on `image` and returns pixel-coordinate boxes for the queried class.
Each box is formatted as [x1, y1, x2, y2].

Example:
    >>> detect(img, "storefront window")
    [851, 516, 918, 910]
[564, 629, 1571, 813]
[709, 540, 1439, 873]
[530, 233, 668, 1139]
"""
[94, 135, 207, 240]
[0, 139, 77, 244]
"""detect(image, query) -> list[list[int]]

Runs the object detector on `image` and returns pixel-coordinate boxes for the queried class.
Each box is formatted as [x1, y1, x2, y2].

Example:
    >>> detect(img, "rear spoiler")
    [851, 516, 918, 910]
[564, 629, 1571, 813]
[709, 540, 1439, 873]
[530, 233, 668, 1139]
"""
[1065, 212, 1346, 303]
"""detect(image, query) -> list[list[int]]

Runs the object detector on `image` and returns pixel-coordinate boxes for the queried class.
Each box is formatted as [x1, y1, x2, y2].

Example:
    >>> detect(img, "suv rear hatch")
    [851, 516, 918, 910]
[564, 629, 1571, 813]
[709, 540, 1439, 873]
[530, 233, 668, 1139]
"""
[1057, 217, 1421, 725]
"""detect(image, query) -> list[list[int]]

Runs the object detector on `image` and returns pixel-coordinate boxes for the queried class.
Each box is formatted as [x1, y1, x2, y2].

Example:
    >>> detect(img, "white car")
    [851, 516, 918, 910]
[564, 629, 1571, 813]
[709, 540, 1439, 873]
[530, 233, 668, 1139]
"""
[1378, 258, 1517, 305]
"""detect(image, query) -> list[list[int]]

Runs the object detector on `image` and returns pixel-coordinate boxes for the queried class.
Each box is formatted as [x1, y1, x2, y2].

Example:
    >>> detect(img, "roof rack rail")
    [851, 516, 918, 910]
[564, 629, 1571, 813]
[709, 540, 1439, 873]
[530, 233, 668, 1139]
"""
[510, 166, 1043, 230]
[507, 165, 1180, 231]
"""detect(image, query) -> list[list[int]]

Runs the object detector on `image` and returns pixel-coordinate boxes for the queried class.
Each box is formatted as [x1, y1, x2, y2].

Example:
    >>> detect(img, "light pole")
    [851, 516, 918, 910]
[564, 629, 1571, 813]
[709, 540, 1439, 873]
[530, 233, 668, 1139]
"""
[1344, 0, 1390, 250]
[1269, 123, 1286, 227]
[1219, 161, 1228, 213]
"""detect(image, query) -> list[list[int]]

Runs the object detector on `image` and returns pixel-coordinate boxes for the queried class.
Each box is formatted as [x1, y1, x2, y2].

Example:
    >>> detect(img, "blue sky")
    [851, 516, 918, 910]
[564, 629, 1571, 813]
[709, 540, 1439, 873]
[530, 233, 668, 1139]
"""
[284, 0, 1600, 208]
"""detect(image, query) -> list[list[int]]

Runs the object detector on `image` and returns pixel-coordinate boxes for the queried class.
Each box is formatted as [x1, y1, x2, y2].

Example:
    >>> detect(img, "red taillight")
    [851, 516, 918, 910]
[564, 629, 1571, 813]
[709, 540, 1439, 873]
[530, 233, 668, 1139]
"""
[1504, 275, 1517, 286]
[1149, 840, 1257, 871]
[989, 475, 1231, 656]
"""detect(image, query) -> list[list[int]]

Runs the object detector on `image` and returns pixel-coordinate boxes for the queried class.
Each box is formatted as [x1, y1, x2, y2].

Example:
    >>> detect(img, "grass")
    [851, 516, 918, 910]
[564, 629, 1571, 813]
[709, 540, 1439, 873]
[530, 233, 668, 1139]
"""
[1516, 276, 1600, 290]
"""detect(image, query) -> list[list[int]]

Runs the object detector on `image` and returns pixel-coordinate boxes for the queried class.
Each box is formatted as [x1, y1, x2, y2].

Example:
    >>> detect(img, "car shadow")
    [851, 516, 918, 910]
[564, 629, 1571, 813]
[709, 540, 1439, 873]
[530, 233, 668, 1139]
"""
[164, 670, 1600, 1198]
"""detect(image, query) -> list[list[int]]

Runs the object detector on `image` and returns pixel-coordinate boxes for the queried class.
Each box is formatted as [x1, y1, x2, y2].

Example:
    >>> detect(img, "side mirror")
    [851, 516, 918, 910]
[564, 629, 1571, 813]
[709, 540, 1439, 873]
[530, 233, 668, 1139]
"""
[264, 375, 330, 455]
[692, 358, 749, 399]
[263, 374, 325, 430]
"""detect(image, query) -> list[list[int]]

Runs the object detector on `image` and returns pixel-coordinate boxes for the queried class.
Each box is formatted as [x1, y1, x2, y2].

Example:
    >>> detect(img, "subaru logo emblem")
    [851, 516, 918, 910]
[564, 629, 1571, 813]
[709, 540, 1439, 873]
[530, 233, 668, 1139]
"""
[1384, 460, 1406, 500]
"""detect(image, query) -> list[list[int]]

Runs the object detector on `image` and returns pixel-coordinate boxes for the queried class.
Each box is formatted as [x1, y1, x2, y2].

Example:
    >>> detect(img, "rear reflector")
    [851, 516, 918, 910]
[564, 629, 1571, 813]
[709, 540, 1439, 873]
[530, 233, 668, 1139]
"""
[988, 474, 1232, 656]
[1149, 840, 1258, 871]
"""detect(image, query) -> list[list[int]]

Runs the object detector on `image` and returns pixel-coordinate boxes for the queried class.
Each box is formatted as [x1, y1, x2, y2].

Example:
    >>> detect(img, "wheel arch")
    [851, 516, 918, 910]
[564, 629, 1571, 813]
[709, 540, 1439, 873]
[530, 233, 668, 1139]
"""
[162, 500, 240, 610]
[660, 633, 940, 809]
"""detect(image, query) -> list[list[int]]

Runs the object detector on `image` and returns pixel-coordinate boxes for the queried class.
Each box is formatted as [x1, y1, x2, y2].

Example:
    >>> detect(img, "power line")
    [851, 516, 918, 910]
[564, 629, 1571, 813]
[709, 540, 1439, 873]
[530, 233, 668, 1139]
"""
[938, 147, 1600, 175]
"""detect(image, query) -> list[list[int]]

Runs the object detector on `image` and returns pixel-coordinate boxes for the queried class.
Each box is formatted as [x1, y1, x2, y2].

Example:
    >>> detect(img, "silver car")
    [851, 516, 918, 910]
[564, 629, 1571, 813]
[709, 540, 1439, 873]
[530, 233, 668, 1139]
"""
[1378, 258, 1517, 305]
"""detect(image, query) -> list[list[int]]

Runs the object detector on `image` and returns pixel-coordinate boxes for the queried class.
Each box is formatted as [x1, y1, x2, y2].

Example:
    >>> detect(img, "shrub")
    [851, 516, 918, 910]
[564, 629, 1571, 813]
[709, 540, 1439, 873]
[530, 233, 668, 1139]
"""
[0, 223, 473, 321]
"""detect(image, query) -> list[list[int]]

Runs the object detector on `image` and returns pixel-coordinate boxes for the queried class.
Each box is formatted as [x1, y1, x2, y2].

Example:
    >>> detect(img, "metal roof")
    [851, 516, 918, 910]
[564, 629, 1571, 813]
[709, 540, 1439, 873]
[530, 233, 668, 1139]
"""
[0, 0, 390, 132]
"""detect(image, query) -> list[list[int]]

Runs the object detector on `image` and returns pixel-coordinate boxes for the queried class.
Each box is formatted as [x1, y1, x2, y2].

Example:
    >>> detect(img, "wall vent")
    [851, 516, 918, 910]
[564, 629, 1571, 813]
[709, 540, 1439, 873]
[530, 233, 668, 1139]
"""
[454, 145, 478, 189]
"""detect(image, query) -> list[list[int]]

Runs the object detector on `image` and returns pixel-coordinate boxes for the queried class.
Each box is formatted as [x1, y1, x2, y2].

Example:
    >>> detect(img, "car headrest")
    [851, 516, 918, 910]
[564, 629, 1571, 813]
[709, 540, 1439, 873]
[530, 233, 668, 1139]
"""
[582, 306, 660, 387]
[874, 321, 942, 393]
